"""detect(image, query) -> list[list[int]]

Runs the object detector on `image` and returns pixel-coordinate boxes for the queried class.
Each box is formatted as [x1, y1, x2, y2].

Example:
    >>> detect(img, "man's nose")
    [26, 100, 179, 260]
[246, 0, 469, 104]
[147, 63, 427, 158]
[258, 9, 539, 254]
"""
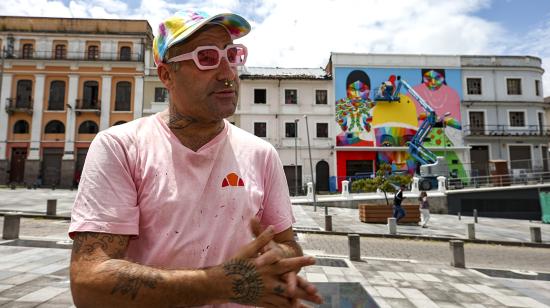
[216, 57, 237, 81]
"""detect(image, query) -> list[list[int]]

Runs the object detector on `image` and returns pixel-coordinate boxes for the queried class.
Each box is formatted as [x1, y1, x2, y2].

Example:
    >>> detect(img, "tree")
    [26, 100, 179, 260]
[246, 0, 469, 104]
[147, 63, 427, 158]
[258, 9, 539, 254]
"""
[351, 163, 412, 206]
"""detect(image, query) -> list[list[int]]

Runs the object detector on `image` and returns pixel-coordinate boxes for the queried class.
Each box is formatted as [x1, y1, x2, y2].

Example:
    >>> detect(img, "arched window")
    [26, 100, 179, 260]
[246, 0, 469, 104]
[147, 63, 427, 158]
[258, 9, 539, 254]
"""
[120, 46, 131, 61]
[113, 121, 127, 126]
[78, 121, 98, 134]
[16, 80, 33, 108]
[44, 120, 65, 134]
[114, 81, 131, 111]
[87, 45, 99, 60]
[22, 44, 33, 59]
[54, 44, 67, 59]
[13, 120, 29, 134]
[82, 81, 99, 108]
[48, 81, 65, 110]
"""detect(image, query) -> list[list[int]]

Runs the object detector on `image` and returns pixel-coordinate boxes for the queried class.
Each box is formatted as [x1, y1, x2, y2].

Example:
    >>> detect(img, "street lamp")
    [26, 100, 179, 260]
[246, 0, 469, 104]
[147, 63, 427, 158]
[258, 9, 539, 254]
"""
[303, 115, 318, 212]
[294, 118, 299, 196]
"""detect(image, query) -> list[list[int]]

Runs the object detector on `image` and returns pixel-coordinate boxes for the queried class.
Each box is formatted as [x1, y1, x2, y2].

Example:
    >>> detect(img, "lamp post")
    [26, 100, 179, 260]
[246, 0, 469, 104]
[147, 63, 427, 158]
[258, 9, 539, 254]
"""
[303, 115, 318, 212]
[294, 118, 299, 196]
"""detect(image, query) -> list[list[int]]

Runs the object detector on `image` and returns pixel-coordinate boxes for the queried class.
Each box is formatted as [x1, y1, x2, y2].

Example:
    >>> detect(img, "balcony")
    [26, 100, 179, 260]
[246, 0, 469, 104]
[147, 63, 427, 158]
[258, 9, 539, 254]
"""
[75, 99, 101, 116]
[4, 50, 144, 62]
[463, 124, 550, 137]
[5, 98, 33, 115]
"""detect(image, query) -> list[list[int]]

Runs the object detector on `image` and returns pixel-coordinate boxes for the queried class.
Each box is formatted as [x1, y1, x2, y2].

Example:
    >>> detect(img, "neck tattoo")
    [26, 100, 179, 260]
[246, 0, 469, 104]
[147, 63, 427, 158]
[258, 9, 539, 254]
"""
[167, 107, 197, 130]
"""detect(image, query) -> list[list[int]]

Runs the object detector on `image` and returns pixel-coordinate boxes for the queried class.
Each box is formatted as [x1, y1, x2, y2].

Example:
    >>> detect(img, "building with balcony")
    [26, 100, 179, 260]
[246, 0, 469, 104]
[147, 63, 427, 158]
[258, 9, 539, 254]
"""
[0, 16, 153, 187]
[461, 56, 548, 177]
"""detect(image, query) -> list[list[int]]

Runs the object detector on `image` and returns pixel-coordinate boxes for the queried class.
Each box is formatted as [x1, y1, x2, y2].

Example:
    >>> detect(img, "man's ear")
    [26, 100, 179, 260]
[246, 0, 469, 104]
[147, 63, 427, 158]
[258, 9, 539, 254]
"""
[157, 64, 173, 89]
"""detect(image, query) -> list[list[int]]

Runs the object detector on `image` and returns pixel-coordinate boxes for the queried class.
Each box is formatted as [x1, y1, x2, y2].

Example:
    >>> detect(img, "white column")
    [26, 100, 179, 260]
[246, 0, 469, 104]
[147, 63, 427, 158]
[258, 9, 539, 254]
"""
[0, 73, 13, 160]
[63, 74, 79, 160]
[133, 76, 144, 119]
[144, 48, 151, 75]
[100, 75, 112, 130]
[27, 74, 45, 160]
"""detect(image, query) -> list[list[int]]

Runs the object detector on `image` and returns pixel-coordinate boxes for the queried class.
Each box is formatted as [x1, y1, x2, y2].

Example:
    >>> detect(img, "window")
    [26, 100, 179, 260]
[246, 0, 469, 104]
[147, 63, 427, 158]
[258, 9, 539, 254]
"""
[466, 78, 482, 95]
[48, 81, 65, 110]
[44, 120, 65, 134]
[78, 121, 99, 134]
[285, 89, 297, 104]
[285, 122, 297, 138]
[113, 121, 126, 126]
[22, 44, 33, 59]
[316, 123, 328, 138]
[13, 120, 29, 134]
[54, 44, 66, 59]
[506, 78, 522, 95]
[468, 111, 485, 134]
[254, 89, 266, 104]
[315, 90, 327, 104]
[535, 80, 541, 96]
[114, 81, 132, 111]
[120, 46, 131, 61]
[16, 80, 32, 108]
[154, 87, 169, 102]
[509, 111, 525, 127]
[82, 81, 99, 108]
[87, 45, 99, 60]
[254, 122, 266, 137]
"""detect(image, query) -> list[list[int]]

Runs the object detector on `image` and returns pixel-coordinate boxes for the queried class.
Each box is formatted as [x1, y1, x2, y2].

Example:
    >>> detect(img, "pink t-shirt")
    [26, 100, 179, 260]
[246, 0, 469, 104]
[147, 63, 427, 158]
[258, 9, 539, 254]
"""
[69, 113, 294, 274]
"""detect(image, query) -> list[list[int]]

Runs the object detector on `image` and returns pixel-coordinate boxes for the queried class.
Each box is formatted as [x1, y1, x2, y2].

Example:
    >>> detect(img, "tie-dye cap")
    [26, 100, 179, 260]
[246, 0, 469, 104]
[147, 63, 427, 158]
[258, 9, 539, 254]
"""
[153, 9, 251, 66]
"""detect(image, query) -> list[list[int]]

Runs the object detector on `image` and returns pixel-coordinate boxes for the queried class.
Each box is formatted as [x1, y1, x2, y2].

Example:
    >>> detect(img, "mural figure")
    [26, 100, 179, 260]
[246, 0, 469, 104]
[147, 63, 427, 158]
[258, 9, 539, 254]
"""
[371, 93, 419, 174]
[335, 70, 375, 146]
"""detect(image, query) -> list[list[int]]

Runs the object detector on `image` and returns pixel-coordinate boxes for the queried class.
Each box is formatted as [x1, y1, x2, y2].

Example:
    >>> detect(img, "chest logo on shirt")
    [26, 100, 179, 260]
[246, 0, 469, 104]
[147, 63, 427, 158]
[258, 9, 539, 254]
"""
[222, 172, 245, 187]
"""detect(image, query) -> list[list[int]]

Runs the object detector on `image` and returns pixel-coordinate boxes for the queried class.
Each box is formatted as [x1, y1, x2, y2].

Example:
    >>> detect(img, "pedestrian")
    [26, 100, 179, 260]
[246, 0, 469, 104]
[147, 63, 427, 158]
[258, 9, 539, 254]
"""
[393, 184, 407, 222]
[418, 191, 430, 228]
[68, 9, 322, 308]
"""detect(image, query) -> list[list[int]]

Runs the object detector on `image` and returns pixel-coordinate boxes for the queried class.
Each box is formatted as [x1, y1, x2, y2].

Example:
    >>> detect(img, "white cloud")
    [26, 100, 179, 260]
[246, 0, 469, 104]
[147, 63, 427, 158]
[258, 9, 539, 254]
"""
[0, 0, 547, 95]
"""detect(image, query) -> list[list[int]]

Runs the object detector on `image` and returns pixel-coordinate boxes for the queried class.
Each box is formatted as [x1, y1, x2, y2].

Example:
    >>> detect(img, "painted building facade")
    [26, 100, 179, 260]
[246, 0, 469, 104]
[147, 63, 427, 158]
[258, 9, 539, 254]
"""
[0, 16, 152, 187]
[327, 53, 469, 185]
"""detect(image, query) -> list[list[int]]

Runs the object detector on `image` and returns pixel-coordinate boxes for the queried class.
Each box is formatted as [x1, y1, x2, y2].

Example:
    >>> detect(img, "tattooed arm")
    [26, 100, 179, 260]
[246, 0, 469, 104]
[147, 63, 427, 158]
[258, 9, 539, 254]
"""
[70, 229, 318, 307]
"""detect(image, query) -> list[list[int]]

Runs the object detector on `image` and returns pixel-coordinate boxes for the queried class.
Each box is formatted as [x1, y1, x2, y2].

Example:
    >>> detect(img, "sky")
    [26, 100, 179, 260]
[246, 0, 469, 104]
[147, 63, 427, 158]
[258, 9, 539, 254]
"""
[1, 0, 550, 96]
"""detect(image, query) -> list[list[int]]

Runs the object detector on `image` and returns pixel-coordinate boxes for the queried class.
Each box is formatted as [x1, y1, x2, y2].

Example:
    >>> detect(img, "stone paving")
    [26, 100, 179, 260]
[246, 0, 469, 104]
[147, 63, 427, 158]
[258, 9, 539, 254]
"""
[0, 188, 549, 307]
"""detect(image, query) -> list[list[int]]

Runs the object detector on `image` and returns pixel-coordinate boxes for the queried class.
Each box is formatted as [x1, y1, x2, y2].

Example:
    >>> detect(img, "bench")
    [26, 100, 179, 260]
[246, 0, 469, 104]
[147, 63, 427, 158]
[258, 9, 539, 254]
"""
[359, 204, 421, 224]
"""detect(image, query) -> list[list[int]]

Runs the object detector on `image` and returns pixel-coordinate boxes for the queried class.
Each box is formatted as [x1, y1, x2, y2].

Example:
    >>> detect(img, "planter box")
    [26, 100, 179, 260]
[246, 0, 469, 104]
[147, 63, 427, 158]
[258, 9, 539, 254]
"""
[359, 204, 420, 224]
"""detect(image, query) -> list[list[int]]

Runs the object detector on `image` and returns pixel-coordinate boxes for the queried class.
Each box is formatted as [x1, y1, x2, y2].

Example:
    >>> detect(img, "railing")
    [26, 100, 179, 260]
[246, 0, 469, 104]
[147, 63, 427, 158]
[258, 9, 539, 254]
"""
[5, 97, 33, 114]
[463, 124, 550, 137]
[75, 99, 101, 115]
[446, 170, 550, 190]
[4, 50, 144, 62]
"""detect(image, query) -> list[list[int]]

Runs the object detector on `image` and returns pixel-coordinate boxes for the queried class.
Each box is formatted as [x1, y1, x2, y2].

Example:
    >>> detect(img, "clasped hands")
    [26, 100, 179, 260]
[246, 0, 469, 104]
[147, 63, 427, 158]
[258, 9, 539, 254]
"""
[227, 218, 323, 307]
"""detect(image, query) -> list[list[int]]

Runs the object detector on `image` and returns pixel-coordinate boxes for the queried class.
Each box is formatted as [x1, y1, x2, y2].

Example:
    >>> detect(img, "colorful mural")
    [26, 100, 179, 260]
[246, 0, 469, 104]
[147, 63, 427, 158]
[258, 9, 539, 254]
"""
[334, 67, 465, 177]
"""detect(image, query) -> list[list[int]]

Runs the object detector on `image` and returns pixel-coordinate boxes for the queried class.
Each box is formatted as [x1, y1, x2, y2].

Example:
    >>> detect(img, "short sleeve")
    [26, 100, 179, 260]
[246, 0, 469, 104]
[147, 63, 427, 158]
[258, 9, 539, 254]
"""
[68, 131, 139, 238]
[258, 147, 294, 233]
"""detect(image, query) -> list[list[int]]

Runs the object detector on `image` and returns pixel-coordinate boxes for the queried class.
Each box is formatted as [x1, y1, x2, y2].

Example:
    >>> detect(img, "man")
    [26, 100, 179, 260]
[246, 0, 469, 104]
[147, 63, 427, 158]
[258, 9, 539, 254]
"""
[393, 184, 407, 222]
[69, 9, 322, 307]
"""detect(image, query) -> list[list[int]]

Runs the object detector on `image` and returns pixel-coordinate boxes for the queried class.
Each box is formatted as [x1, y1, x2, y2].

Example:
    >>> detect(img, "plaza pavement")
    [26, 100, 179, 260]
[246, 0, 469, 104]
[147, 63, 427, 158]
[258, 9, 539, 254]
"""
[0, 188, 549, 307]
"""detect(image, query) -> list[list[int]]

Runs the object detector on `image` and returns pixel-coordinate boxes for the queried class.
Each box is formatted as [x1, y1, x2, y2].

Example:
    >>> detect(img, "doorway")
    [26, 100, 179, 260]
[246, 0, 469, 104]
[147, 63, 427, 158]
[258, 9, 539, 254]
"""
[470, 145, 489, 177]
[42, 148, 63, 187]
[9, 147, 27, 183]
[315, 160, 329, 192]
[284, 165, 302, 196]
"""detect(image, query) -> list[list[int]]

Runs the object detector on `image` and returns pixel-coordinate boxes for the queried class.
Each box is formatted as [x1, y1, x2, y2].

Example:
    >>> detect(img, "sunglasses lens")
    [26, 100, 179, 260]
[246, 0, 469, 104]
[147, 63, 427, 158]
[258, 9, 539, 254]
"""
[227, 46, 246, 64]
[197, 48, 220, 67]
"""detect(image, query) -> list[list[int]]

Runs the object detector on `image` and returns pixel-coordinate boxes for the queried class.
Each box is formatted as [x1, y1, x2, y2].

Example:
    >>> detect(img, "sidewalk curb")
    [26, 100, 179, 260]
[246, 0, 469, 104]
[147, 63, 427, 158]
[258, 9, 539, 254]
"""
[0, 212, 70, 220]
[293, 229, 550, 248]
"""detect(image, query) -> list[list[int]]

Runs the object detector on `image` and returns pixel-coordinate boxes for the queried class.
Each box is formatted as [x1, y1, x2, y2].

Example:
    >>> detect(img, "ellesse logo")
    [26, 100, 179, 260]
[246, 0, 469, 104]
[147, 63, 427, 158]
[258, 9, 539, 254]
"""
[221, 172, 245, 187]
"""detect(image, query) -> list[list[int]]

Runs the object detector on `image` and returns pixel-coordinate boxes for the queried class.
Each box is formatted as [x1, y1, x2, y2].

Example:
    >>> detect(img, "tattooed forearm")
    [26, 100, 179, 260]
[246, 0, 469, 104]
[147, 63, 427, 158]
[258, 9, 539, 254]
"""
[109, 263, 163, 300]
[223, 259, 263, 305]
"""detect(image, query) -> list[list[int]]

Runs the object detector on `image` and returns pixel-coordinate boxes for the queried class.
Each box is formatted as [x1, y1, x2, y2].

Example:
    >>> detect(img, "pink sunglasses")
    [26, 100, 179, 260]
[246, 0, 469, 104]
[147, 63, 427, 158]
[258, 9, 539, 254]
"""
[165, 44, 248, 70]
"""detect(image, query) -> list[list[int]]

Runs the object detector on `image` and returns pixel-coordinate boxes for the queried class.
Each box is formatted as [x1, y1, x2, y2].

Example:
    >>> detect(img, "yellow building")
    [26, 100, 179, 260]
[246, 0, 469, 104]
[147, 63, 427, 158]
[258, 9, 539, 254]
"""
[0, 16, 153, 187]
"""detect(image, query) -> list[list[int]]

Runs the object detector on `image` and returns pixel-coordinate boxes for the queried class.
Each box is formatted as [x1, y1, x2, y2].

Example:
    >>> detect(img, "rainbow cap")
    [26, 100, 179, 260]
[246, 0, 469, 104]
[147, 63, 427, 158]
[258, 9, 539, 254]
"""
[153, 9, 251, 66]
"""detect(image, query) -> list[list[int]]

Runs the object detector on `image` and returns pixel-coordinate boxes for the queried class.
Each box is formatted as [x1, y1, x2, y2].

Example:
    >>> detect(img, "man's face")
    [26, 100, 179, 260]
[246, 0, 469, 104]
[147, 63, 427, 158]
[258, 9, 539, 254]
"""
[162, 25, 239, 122]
